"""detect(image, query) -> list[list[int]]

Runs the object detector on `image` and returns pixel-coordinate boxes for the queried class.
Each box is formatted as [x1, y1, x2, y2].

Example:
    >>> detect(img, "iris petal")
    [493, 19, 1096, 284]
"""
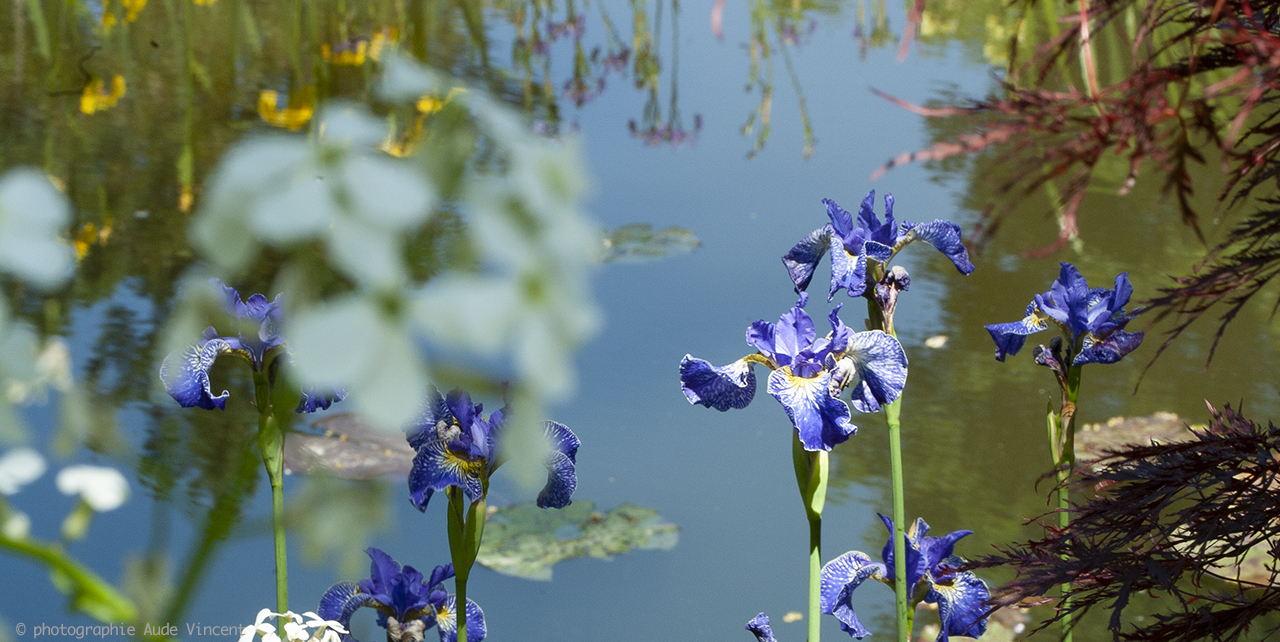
[538, 420, 580, 509]
[297, 388, 346, 413]
[679, 356, 757, 411]
[407, 389, 454, 451]
[745, 613, 778, 642]
[767, 368, 855, 451]
[879, 515, 930, 592]
[782, 225, 833, 293]
[826, 198, 856, 239]
[407, 439, 485, 510]
[900, 220, 976, 275]
[1073, 329, 1145, 365]
[983, 305, 1047, 362]
[434, 596, 486, 642]
[840, 330, 908, 413]
[919, 529, 974, 573]
[926, 569, 990, 642]
[773, 293, 816, 362]
[820, 551, 884, 639]
[829, 236, 868, 300]
[316, 581, 373, 642]
[160, 338, 232, 410]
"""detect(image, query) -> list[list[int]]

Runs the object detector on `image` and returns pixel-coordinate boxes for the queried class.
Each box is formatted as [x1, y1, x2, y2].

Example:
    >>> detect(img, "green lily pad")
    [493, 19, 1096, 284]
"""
[284, 413, 415, 480]
[602, 224, 700, 263]
[476, 500, 679, 580]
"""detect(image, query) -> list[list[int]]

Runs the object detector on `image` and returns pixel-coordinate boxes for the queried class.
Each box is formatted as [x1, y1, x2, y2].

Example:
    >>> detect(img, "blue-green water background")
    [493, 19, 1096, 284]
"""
[2, 1, 1277, 640]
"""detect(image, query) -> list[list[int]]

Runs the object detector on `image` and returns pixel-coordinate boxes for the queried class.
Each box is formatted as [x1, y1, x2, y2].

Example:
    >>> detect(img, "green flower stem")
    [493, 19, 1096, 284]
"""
[254, 373, 288, 629]
[0, 529, 137, 622]
[792, 433, 828, 642]
[1055, 365, 1082, 642]
[866, 295, 909, 642]
[446, 487, 487, 642]
[885, 398, 909, 642]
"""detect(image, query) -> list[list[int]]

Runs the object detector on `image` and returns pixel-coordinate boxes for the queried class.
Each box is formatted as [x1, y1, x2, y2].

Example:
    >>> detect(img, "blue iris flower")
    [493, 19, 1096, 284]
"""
[821, 516, 989, 641]
[984, 262, 1144, 365]
[745, 613, 778, 642]
[318, 547, 485, 642]
[405, 388, 579, 510]
[783, 191, 975, 301]
[680, 292, 907, 451]
[160, 279, 344, 413]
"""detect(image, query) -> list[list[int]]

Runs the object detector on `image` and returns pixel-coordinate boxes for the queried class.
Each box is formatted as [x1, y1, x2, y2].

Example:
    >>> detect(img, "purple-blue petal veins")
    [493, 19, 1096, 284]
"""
[826, 304, 853, 356]
[878, 515, 973, 595]
[839, 330, 908, 414]
[537, 421, 580, 509]
[767, 368, 855, 451]
[783, 225, 833, 293]
[159, 338, 232, 410]
[828, 235, 869, 300]
[434, 596, 486, 642]
[356, 548, 435, 623]
[773, 293, 816, 362]
[317, 581, 372, 642]
[407, 388, 456, 450]
[407, 439, 486, 510]
[983, 303, 1048, 362]
[745, 613, 778, 642]
[899, 220, 976, 275]
[926, 567, 991, 642]
[679, 356, 757, 411]
[213, 280, 285, 369]
[827, 198, 857, 240]
[1073, 329, 1145, 365]
[820, 550, 884, 639]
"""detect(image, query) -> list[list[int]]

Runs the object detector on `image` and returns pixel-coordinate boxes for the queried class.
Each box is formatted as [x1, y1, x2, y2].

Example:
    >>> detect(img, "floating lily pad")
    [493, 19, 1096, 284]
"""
[602, 224, 700, 263]
[476, 500, 679, 580]
[284, 413, 415, 480]
[1075, 412, 1203, 461]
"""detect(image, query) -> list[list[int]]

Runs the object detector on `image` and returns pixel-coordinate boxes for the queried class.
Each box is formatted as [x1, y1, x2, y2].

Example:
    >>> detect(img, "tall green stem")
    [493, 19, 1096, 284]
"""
[1056, 366, 1082, 642]
[254, 373, 288, 627]
[446, 487, 486, 642]
[885, 399, 909, 642]
[866, 294, 910, 642]
[792, 433, 827, 642]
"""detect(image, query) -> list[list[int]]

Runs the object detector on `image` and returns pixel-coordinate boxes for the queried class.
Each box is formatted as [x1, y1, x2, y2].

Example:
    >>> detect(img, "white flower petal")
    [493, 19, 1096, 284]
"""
[0, 448, 46, 495]
[55, 465, 129, 511]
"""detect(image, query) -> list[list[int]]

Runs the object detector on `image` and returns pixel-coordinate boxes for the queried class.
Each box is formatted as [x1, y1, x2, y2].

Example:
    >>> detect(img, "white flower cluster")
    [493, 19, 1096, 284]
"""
[0, 449, 129, 541]
[0, 168, 76, 442]
[238, 610, 347, 642]
[182, 52, 602, 485]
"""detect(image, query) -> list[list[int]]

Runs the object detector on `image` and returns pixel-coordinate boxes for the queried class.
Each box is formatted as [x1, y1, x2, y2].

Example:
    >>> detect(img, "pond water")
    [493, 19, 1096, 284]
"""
[1, 1, 1277, 641]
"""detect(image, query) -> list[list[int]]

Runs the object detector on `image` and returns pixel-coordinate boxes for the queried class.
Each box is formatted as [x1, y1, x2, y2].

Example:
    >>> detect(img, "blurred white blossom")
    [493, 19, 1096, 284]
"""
[0, 168, 73, 289]
[0, 448, 46, 495]
[239, 609, 346, 642]
[56, 465, 129, 511]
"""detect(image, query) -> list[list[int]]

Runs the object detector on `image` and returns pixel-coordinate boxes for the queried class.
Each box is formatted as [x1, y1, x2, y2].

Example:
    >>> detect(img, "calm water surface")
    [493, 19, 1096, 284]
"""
[1, 1, 1276, 640]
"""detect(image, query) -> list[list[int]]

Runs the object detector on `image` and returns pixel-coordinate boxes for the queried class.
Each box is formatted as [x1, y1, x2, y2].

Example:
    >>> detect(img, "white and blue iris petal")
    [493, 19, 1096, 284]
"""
[296, 388, 347, 413]
[831, 330, 908, 413]
[983, 302, 1049, 362]
[679, 356, 758, 411]
[748, 293, 817, 364]
[819, 550, 887, 639]
[878, 515, 972, 593]
[537, 421, 579, 509]
[767, 366, 855, 451]
[745, 613, 779, 642]
[433, 595, 486, 642]
[159, 337, 233, 410]
[899, 220, 976, 275]
[1073, 329, 1145, 365]
[783, 225, 834, 293]
[408, 438, 487, 510]
[925, 561, 991, 642]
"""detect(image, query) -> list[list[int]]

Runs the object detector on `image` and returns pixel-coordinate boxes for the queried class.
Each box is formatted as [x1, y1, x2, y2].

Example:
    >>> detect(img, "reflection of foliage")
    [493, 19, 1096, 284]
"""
[973, 403, 1280, 641]
[879, 0, 1280, 359]
[284, 476, 392, 577]
[741, 0, 828, 158]
[627, 0, 702, 147]
[476, 500, 679, 580]
[601, 223, 701, 263]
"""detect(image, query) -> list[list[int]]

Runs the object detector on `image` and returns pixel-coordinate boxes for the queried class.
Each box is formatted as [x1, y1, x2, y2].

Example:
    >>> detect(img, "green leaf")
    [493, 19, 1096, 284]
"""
[601, 224, 701, 263]
[476, 500, 679, 581]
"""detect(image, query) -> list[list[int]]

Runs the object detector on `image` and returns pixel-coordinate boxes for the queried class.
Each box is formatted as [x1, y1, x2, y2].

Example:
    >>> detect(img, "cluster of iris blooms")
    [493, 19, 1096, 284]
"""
[680, 191, 1145, 641]
[162, 193, 1146, 642]
[163, 283, 579, 642]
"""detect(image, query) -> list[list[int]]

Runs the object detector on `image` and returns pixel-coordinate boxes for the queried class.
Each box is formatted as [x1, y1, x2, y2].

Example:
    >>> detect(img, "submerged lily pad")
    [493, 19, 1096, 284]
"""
[284, 413, 415, 479]
[476, 500, 679, 580]
[601, 224, 700, 263]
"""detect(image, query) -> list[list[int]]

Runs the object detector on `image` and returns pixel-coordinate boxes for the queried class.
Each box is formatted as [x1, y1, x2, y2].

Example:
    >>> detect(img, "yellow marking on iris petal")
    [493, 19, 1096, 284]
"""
[442, 449, 487, 477]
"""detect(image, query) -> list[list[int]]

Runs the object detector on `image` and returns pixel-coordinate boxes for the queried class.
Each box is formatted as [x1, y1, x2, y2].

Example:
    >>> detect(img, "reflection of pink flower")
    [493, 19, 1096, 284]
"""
[563, 77, 607, 107]
[628, 114, 704, 148]
[546, 14, 586, 41]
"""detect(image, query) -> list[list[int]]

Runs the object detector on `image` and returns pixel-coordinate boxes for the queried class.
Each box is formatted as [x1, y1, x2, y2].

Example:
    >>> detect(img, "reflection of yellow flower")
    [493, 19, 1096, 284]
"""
[179, 185, 194, 212]
[322, 40, 369, 66]
[415, 87, 466, 115]
[102, 0, 146, 31]
[193, 0, 216, 5]
[258, 88, 314, 131]
[919, 11, 956, 38]
[80, 75, 127, 114]
[368, 28, 398, 62]
[73, 222, 113, 260]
